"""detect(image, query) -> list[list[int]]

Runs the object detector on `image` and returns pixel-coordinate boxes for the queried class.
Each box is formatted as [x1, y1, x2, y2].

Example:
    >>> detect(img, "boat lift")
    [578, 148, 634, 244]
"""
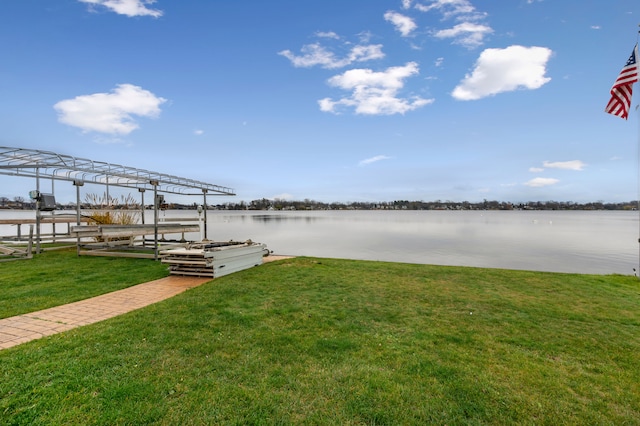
[0, 146, 236, 259]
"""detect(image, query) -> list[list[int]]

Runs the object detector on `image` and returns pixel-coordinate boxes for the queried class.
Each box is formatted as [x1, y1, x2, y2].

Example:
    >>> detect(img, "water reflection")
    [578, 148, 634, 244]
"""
[205, 210, 637, 275]
[1, 210, 636, 275]
[251, 214, 321, 224]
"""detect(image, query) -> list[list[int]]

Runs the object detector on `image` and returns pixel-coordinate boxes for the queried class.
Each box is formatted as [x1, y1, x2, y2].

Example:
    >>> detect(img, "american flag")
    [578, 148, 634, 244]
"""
[605, 44, 639, 120]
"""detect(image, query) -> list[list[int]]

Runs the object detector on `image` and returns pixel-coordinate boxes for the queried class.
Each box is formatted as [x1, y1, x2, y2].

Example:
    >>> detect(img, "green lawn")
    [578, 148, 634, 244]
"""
[0, 248, 168, 319]
[1, 255, 639, 424]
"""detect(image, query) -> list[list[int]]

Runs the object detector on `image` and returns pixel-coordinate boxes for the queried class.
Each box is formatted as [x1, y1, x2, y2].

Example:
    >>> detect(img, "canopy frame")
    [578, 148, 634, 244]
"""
[0, 146, 235, 258]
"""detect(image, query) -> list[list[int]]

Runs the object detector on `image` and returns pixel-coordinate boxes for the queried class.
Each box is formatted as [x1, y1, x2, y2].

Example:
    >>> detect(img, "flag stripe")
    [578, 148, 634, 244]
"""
[605, 44, 639, 120]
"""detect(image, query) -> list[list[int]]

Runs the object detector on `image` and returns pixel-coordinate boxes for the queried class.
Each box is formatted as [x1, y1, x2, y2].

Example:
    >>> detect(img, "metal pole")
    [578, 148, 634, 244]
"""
[637, 105, 640, 277]
[203, 189, 208, 241]
[51, 178, 56, 243]
[197, 205, 204, 242]
[75, 182, 81, 225]
[151, 180, 159, 260]
[74, 180, 83, 256]
[139, 188, 146, 247]
[35, 169, 41, 254]
[139, 188, 146, 225]
[636, 31, 640, 277]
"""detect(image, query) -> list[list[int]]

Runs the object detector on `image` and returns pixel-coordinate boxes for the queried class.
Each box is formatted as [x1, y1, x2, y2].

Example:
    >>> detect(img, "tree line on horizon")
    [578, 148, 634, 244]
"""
[1, 195, 637, 211]
[226, 198, 638, 211]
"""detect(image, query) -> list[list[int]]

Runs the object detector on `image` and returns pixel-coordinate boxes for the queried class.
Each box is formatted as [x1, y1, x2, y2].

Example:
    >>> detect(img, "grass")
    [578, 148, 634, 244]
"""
[0, 248, 168, 319]
[1, 255, 639, 424]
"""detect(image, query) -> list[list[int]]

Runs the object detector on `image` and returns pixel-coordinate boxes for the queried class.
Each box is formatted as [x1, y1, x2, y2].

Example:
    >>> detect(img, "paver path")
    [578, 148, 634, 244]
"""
[0, 275, 209, 350]
[0, 255, 292, 351]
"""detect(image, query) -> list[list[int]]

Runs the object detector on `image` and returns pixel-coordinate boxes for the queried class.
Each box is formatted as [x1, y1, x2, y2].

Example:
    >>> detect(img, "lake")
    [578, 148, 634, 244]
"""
[1, 209, 638, 275]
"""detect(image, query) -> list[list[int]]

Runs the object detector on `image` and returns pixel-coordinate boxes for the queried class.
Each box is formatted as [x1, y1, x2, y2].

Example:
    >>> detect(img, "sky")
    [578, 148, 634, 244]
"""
[1, 0, 640, 205]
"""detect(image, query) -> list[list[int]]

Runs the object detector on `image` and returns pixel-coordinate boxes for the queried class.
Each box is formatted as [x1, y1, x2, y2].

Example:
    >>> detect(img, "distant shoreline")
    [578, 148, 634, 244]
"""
[0, 203, 637, 212]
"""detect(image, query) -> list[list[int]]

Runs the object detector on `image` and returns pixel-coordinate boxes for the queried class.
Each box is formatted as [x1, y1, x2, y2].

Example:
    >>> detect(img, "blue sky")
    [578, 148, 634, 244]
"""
[1, 0, 639, 204]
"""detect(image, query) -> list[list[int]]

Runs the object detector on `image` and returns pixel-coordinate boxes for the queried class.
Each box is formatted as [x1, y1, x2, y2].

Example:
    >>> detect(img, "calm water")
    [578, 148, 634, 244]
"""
[1, 209, 638, 275]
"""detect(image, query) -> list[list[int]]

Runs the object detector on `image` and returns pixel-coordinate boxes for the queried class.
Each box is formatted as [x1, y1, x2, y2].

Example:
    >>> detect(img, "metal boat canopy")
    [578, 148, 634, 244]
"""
[0, 146, 235, 257]
[0, 146, 235, 196]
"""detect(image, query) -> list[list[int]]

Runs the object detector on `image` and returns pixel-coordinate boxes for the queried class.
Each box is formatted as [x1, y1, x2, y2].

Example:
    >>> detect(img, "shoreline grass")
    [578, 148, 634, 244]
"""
[0, 248, 168, 319]
[1, 255, 639, 424]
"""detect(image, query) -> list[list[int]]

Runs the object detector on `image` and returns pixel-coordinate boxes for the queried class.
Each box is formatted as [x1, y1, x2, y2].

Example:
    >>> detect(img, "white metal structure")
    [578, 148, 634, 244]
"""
[0, 146, 236, 258]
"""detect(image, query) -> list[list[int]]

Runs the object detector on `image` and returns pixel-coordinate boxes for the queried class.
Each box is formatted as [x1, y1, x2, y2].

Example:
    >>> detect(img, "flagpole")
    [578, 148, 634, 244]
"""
[637, 25, 640, 278]
[606, 31, 639, 275]
[637, 103, 640, 277]
[637, 102, 640, 277]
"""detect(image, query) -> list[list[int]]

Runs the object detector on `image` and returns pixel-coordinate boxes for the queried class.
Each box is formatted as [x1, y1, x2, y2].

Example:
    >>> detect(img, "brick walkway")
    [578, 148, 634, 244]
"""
[0, 255, 292, 351]
[0, 275, 209, 350]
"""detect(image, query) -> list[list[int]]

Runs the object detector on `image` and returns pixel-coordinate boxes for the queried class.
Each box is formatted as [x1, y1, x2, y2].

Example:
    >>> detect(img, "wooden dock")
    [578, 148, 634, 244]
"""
[0, 216, 91, 243]
[0, 217, 90, 225]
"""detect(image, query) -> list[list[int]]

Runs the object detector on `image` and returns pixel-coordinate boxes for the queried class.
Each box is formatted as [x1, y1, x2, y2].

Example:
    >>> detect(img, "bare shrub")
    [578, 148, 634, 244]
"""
[84, 193, 141, 242]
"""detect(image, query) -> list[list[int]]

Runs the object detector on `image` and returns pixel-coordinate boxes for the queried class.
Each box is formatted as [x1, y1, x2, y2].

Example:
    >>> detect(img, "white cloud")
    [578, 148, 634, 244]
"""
[384, 11, 417, 37]
[316, 31, 340, 39]
[194, 129, 204, 136]
[359, 155, 391, 166]
[319, 62, 434, 115]
[357, 31, 374, 44]
[543, 160, 586, 171]
[529, 167, 544, 173]
[452, 45, 552, 100]
[524, 177, 559, 188]
[414, 0, 486, 22]
[411, 1, 491, 47]
[433, 22, 493, 48]
[79, 0, 163, 17]
[54, 84, 167, 135]
[278, 42, 384, 69]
